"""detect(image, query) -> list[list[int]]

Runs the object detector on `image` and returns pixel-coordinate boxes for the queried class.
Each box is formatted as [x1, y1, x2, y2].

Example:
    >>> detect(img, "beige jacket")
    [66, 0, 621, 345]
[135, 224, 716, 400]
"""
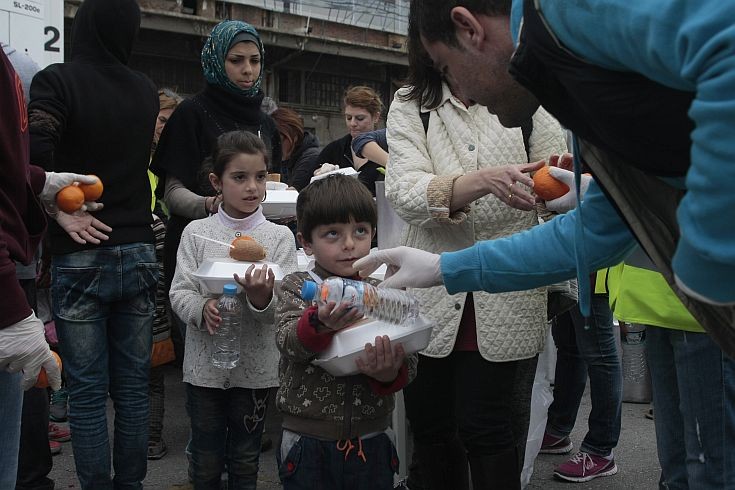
[385, 84, 567, 361]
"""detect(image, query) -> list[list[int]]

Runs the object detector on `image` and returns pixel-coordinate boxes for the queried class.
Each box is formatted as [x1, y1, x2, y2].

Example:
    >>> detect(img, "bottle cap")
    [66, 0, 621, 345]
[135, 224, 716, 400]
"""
[301, 281, 317, 301]
[223, 283, 238, 295]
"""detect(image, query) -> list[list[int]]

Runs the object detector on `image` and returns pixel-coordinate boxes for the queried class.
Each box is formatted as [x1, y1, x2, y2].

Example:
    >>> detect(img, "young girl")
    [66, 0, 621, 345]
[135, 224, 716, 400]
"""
[170, 131, 297, 489]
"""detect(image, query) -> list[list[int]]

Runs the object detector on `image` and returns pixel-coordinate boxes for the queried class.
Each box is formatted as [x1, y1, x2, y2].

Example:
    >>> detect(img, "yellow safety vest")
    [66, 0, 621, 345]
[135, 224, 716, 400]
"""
[605, 248, 703, 332]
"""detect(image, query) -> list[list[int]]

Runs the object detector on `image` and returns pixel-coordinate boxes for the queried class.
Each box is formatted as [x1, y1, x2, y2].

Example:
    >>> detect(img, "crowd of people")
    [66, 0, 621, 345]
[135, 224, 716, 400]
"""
[1, 0, 733, 489]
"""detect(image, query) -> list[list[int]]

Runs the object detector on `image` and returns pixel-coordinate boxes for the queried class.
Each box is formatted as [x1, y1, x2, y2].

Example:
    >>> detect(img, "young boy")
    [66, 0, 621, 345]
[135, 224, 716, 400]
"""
[275, 174, 417, 489]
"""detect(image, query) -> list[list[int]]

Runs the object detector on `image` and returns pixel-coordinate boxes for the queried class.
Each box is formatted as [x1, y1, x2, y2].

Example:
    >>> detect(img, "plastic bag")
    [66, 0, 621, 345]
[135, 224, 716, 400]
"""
[521, 327, 556, 488]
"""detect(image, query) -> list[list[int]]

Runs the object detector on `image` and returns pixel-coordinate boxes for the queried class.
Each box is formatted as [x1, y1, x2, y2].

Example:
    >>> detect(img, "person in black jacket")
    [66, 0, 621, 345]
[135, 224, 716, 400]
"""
[271, 107, 320, 191]
[150, 20, 281, 321]
[27, 0, 158, 488]
[314, 86, 384, 195]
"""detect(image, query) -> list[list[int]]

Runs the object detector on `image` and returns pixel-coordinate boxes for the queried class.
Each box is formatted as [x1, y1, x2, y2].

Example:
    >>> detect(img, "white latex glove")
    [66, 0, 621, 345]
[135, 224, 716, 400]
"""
[0, 313, 61, 391]
[41, 172, 103, 215]
[313, 163, 339, 176]
[353, 246, 443, 290]
[545, 166, 593, 214]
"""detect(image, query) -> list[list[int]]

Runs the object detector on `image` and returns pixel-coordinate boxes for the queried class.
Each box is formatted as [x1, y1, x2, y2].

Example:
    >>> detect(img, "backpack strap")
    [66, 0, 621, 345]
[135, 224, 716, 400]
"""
[520, 118, 533, 161]
[420, 111, 430, 134]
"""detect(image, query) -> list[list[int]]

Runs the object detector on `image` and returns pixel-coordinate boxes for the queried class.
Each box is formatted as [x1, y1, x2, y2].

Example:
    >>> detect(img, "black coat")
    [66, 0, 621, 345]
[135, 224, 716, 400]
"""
[28, 0, 158, 255]
[315, 133, 384, 196]
[150, 83, 282, 288]
[280, 131, 320, 191]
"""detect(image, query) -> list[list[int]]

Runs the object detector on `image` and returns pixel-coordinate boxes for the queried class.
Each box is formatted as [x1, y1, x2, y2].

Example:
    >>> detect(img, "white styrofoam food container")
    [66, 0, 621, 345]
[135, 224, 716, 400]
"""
[311, 316, 433, 377]
[266, 181, 288, 190]
[193, 258, 284, 294]
[262, 190, 298, 219]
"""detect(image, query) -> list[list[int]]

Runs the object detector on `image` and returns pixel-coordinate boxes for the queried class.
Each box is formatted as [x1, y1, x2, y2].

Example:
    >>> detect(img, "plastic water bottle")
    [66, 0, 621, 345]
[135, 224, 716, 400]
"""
[301, 277, 419, 325]
[211, 283, 241, 369]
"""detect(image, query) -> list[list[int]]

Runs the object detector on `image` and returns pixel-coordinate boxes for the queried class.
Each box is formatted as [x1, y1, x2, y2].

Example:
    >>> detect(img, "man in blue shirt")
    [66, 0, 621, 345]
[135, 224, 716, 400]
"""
[356, 0, 734, 487]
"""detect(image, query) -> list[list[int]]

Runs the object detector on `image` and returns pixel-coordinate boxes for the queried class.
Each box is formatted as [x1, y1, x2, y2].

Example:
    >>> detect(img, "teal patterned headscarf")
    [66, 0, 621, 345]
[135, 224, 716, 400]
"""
[201, 20, 264, 96]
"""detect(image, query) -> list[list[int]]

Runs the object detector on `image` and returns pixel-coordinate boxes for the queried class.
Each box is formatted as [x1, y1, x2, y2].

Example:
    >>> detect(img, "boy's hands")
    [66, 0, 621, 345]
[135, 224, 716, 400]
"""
[356, 335, 406, 383]
[202, 298, 221, 335]
[234, 264, 275, 310]
[317, 302, 362, 332]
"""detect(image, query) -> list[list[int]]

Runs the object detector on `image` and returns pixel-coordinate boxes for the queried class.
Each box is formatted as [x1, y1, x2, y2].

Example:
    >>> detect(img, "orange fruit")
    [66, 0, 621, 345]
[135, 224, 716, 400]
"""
[533, 166, 569, 201]
[79, 174, 103, 201]
[36, 351, 62, 389]
[56, 185, 85, 213]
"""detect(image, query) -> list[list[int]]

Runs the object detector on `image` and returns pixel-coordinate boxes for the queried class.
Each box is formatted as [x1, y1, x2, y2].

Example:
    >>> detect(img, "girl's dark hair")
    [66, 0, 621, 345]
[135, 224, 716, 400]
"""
[399, 22, 445, 109]
[204, 130, 269, 178]
[296, 174, 377, 242]
[271, 108, 305, 156]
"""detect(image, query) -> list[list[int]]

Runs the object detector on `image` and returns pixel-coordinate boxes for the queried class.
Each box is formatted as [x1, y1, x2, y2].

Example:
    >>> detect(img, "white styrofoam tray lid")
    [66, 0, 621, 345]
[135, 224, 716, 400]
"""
[193, 258, 284, 293]
[262, 189, 298, 219]
[310, 166, 359, 183]
[312, 315, 432, 363]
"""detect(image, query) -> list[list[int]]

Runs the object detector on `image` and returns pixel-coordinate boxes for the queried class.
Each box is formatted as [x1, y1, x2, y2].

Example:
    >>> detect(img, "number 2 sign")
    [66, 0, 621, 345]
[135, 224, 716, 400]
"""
[0, 0, 63, 68]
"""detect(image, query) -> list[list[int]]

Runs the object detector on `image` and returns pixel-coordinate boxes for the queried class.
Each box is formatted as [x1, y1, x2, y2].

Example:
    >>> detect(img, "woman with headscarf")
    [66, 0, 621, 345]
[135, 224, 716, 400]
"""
[151, 21, 281, 332]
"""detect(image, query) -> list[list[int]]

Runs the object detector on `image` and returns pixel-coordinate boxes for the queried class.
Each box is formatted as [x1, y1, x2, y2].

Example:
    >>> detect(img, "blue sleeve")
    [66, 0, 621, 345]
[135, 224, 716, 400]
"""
[441, 180, 636, 294]
[351, 129, 388, 158]
[510, 0, 735, 303]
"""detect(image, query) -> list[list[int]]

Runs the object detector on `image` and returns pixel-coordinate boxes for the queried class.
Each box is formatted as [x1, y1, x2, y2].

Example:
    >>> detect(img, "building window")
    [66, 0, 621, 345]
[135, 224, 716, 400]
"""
[279, 70, 302, 104]
[216, 2, 233, 19]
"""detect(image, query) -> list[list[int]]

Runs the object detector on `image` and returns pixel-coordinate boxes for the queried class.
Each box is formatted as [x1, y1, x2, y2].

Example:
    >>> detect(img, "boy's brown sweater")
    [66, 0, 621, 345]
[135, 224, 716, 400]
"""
[275, 263, 417, 440]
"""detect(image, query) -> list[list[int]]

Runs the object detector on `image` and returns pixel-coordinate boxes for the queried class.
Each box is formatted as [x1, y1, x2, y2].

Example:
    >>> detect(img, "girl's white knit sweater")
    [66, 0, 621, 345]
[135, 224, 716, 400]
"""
[171, 208, 297, 389]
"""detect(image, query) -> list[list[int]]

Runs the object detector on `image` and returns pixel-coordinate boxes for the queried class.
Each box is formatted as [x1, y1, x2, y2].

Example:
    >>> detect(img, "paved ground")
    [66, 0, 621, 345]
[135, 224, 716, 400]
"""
[49, 364, 659, 489]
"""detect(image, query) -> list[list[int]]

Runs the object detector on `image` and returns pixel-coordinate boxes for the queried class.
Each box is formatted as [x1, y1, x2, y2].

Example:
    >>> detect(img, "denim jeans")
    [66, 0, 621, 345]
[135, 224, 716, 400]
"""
[645, 326, 735, 489]
[16, 277, 54, 490]
[186, 384, 270, 490]
[277, 431, 399, 490]
[53, 243, 157, 490]
[546, 296, 622, 457]
[0, 371, 23, 488]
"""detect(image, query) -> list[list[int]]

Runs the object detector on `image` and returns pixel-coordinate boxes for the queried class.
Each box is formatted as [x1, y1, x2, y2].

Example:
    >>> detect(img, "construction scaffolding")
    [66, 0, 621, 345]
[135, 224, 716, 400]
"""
[227, 0, 409, 34]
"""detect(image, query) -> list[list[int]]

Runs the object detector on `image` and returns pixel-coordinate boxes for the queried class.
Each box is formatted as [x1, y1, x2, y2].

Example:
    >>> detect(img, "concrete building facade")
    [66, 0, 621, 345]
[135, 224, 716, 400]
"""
[64, 0, 408, 146]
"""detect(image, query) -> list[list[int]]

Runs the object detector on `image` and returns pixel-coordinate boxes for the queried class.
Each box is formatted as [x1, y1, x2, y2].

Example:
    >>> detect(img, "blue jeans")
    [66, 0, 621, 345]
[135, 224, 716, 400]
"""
[53, 243, 157, 490]
[645, 326, 735, 489]
[547, 296, 622, 457]
[277, 431, 399, 490]
[0, 371, 23, 488]
[186, 384, 270, 490]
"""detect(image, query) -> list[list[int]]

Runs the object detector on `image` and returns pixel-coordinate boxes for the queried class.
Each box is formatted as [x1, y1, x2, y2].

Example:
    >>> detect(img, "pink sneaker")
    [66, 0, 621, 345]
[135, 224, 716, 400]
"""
[49, 440, 62, 456]
[554, 451, 618, 482]
[48, 423, 71, 442]
[539, 432, 573, 454]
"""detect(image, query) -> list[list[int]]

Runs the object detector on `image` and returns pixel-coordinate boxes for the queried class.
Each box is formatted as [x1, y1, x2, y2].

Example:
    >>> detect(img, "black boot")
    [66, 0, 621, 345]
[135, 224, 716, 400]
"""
[412, 436, 470, 490]
[468, 446, 521, 490]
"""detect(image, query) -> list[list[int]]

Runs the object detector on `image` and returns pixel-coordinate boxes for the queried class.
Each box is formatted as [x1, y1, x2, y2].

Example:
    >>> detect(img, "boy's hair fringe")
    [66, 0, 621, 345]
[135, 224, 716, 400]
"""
[297, 174, 377, 242]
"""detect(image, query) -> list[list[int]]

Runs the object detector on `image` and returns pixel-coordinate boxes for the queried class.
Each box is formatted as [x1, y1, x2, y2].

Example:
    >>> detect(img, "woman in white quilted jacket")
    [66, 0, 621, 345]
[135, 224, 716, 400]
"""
[384, 38, 567, 490]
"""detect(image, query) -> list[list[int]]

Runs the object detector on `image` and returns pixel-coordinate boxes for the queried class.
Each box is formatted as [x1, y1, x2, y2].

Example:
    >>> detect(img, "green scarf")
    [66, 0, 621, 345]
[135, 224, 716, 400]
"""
[201, 20, 264, 97]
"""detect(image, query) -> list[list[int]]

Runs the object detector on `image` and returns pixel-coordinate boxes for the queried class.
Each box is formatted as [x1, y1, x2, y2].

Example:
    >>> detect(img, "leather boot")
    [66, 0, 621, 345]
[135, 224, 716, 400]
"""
[468, 446, 521, 490]
[412, 435, 470, 490]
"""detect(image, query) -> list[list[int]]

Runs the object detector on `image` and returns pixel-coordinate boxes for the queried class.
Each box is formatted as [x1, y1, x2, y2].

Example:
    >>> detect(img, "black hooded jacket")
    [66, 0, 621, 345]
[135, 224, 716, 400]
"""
[28, 0, 158, 254]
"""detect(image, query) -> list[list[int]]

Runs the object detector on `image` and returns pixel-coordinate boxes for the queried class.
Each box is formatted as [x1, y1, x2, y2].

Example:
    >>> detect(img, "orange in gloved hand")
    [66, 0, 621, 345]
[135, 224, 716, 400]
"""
[36, 351, 62, 389]
[533, 166, 569, 200]
[56, 185, 85, 213]
[79, 174, 103, 201]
